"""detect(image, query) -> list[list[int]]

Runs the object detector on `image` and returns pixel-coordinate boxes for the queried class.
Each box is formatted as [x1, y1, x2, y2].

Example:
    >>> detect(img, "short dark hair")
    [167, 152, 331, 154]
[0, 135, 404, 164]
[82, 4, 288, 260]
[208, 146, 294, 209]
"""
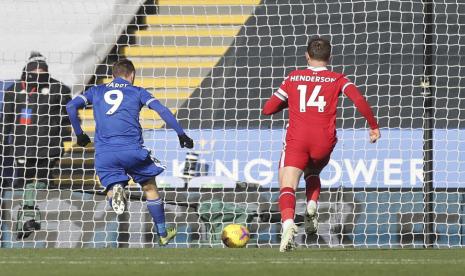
[307, 37, 331, 61]
[112, 59, 135, 78]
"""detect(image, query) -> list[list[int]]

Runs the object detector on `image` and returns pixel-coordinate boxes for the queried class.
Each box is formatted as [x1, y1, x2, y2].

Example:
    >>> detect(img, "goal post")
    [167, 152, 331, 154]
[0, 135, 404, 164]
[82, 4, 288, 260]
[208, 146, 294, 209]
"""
[422, 0, 435, 248]
[1, 0, 464, 248]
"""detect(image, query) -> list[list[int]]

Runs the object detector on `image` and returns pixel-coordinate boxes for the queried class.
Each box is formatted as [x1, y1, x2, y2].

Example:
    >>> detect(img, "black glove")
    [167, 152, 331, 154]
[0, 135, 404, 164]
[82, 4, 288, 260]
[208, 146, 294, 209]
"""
[178, 134, 194, 149]
[77, 133, 91, 147]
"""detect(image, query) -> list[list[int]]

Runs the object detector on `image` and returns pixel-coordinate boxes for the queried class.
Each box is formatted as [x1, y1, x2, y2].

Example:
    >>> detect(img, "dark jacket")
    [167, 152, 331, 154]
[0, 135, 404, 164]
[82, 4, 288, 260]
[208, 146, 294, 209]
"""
[0, 78, 71, 158]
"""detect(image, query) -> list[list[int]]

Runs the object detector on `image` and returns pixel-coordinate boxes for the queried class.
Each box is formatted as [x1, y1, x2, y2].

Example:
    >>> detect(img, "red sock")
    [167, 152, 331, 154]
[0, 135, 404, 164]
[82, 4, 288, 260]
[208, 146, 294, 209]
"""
[305, 175, 321, 202]
[279, 187, 296, 222]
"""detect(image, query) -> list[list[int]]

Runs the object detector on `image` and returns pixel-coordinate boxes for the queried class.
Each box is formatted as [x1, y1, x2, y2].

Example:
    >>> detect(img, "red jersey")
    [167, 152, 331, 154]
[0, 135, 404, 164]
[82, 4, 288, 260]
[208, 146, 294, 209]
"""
[263, 66, 378, 141]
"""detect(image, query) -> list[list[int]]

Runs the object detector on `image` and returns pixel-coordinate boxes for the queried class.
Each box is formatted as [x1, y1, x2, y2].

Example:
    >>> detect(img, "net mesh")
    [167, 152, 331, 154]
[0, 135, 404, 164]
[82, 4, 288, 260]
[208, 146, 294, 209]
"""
[0, 0, 464, 248]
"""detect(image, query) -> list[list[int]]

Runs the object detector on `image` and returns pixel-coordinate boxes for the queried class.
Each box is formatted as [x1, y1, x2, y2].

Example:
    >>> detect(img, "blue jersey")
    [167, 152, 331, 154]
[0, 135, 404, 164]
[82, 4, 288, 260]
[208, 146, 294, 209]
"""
[66, 77, 187, 186]
[78, 78, 157, 151]
[66, 77, 184, 153]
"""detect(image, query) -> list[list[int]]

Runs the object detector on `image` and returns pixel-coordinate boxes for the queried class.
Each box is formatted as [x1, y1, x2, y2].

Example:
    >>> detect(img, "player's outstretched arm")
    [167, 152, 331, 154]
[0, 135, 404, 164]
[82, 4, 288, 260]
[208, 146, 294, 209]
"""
[263, 77, 290, 115]
[262, 94, 288, 115]
[66, 96, 91, 147]
[146, 98, 194, 149]
[343, 84, 381, 143]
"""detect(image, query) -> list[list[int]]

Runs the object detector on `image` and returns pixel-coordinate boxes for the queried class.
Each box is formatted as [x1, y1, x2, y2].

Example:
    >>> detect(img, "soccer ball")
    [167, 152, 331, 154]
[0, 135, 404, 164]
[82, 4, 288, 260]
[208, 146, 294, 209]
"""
[221, 224, 250, 248]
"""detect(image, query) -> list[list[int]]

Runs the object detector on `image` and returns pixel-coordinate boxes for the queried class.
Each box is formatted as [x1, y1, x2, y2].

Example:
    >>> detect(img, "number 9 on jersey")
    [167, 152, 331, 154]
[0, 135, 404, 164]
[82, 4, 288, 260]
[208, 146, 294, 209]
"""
[104, 89, 124, 115]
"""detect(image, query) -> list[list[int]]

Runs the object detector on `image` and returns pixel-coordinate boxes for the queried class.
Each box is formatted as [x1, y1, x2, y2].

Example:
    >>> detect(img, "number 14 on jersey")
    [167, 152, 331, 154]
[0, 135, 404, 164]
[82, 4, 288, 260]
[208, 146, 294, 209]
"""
[298, 85, 326, 112]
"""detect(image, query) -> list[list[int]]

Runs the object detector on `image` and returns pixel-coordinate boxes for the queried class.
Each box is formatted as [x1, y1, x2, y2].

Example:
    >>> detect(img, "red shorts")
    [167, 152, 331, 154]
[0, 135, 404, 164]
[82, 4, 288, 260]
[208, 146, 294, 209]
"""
[279, 136, 336, 172]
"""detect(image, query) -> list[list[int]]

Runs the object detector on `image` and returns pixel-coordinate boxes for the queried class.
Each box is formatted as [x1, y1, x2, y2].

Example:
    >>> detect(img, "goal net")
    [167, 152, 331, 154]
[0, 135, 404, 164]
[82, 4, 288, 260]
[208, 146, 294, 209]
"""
[0, 0, 464, 248]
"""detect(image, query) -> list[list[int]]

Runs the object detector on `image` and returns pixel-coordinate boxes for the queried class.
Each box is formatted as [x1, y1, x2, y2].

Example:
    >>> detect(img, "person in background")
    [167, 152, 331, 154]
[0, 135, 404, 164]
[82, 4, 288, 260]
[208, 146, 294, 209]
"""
[0, 52, 71, 188]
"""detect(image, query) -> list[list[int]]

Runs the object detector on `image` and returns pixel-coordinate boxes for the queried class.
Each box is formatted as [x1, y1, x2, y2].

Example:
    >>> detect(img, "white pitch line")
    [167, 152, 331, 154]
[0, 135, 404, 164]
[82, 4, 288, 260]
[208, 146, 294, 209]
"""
[0, 258, 464, 266]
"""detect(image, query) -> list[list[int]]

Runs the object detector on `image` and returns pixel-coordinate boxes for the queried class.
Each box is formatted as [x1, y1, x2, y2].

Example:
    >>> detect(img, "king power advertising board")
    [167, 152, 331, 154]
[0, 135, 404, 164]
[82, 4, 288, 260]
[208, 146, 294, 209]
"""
[2, 128, 465, 248]
[144, 129, 465, 189]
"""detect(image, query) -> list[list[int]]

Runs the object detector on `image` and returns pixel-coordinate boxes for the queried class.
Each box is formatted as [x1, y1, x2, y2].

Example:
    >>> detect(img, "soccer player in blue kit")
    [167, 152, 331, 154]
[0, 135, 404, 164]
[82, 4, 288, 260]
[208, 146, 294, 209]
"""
[66, 59, 194, 246]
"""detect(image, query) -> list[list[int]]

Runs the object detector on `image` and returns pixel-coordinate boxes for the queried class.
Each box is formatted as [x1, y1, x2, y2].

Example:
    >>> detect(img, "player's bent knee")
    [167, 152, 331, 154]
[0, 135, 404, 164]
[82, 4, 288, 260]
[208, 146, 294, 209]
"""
[304, 167, 322, 179]
[279, 166, 303, 190]
[304, 172, 321, 180]
[142, 183, 157, 192]
[141, 179, 160, 200]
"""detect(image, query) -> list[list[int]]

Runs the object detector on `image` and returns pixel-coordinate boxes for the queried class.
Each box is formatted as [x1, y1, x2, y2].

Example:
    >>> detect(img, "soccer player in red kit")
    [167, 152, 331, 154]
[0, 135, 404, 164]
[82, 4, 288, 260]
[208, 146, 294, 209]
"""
[262, 37, 381, 252]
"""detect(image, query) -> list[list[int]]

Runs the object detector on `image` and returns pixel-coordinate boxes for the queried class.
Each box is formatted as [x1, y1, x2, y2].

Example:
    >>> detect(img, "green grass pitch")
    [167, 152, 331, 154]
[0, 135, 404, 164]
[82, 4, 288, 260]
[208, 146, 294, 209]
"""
[1, 248, 464, 276]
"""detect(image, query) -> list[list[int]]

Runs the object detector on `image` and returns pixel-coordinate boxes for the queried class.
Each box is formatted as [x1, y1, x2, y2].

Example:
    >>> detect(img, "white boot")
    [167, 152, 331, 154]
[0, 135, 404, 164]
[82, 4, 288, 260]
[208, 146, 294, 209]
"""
[304, 200, 318, 235]
[279, 220, 298, 252]
[111, 184, 126, 215]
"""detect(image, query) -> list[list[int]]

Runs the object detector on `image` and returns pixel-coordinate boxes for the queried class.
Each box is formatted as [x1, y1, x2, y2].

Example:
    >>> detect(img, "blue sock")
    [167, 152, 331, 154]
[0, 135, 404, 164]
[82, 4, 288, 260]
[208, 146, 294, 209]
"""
[146, 198, 167, 237]
[108, 197, 112, 208]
